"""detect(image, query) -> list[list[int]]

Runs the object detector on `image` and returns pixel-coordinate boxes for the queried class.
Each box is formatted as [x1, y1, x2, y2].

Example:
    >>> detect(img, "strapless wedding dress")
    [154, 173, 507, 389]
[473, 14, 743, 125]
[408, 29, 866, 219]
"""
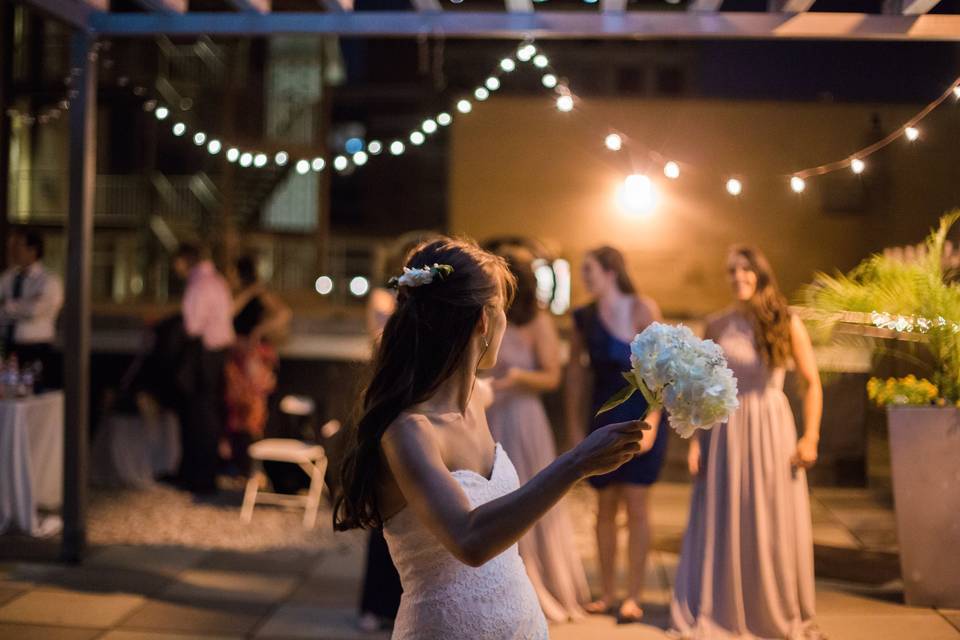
[383, 443, 549, 639]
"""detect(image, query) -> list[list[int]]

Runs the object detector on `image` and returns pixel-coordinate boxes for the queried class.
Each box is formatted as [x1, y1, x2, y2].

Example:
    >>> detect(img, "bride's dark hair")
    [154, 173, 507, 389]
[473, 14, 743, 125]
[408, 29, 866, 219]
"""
[334, 237, 515, 531]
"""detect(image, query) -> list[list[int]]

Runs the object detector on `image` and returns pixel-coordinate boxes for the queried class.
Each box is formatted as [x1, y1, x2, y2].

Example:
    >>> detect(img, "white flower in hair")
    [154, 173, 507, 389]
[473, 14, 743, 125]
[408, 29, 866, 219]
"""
[389, 263, 454, 289]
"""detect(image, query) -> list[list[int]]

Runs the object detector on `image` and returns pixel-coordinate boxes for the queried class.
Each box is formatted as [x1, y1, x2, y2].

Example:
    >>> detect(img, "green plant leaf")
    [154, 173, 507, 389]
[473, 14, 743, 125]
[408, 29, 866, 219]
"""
[596, 384, 636, 417]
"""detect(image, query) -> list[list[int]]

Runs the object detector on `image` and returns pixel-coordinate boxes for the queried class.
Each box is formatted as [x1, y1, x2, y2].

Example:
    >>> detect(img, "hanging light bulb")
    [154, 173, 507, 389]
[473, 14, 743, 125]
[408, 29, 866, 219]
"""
[517, 44, 537, 62]
[193, 132, 206, 146]
[207, 139, 221, 155]
[437, 112, 453, 126]
[726, 178, 743, 196]
[604, 133, 622, 151]
[333, 155, 349, 171]
[533, 54, 549, 69]
[500, 58, 516, 73]
[663, 161, 681, 180]
[474, 87, 490, 101]
[226, 148, 240, 163]
[368, 140, 383, 155]
[295, 159, 310, 175]
[253, 153, 267, 168]
[457, 100, 472, 114]
[556, 95, 574, 112]
[851, 158, 866, 174]
[155, 106, 170, 120]
[274, 151, 289, 166]
[239, 152, 253, 168]
[617, 174, 658, 217]
[485, 77, 501, 91]
[353, 151, 368, 166]
[312, 157, 325, 172]
[790, 176, 806, 193]
[953, 85, 960, 99]
[422, 119, 438, 134]
[905, 126, 920, 142]
[172, 122, 186, 136]
[410, 131, 426, 145]
[390, 141, 405, 156]
[541, 74, 558, 89]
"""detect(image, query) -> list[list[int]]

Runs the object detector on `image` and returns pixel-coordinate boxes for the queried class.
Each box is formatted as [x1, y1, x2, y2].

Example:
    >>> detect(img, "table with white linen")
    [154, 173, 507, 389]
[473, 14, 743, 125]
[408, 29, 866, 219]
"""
[0, 391, 64, 536]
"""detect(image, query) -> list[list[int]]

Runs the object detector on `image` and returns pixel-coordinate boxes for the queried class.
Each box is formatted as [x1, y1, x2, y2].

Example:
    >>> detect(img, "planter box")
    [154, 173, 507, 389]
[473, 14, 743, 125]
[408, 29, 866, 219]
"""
[887, 406, 960, 608]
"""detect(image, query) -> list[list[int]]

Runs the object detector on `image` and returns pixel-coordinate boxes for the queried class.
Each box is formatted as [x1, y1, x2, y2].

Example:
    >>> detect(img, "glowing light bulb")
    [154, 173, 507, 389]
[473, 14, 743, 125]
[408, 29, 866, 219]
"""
[726, 178, 743, 196]
[410, 131, 426, 145]
[254, 153, 267, 168]
[517, 44, 537, 62]
[295, 159, 310, 174]
[851, 158, 865, 174]
[333, 155, 349, 171]
[239, 152, 253, 168]
[350, 276, 370, 297]
[663, 161, 681, 180]
[542, 74, 558, 89]
[368, 141, 383, 155]
[315, 276, 333, 295]
[604, 133, 622, 151]
[353, 151, 368, 166]
[422, 119, 438, 134]
[172, 122, 186, 136]
[390, 141, 405, 155]
[274, 151, 289, 166]
[437, 113, 452, 126]
[485, 77, 501, 91]
[312, 157, 325, 172]
[474, 87, 490, 101]
[193, 132, 206, 146]
[905, 126, 920, 142]
[556, 95, 574, 112]
[954, 85, 960, 99]
[533, 54, 549, 69]
[207, 139, 221, 154]
[790, 176, 806, 193]
[226, 148, 240, 163]
[500, 58, 516, 73]
[617, 174, 657, 217]
[155, 106, 169, 120]
[457, 100, 472, 114]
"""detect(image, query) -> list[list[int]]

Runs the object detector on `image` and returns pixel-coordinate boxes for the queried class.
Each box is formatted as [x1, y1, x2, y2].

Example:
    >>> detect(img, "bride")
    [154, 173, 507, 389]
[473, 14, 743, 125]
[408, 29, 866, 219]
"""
[334, 238, 649, 639]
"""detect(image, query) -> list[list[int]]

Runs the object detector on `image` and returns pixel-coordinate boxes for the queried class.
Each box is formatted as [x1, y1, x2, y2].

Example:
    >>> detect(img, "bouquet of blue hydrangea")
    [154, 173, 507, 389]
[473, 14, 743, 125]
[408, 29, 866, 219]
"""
[598, 322, 740, 438]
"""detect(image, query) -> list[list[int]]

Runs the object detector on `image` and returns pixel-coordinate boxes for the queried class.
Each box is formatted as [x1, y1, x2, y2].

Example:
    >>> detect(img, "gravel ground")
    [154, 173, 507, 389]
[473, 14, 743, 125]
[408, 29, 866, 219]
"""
[87, 484, 338, 552]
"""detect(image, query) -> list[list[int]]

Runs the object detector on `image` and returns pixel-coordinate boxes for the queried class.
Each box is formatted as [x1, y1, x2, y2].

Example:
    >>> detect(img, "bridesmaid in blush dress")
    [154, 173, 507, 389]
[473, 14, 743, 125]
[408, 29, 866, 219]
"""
[671, 246, 824, 640]
[485, 246, 590, 623]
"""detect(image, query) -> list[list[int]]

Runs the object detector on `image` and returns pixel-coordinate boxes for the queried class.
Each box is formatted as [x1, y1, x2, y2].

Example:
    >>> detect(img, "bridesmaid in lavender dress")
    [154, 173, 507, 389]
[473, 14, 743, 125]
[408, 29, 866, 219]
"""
[671, 246, 824, 640]
[485, 247, 590, 623]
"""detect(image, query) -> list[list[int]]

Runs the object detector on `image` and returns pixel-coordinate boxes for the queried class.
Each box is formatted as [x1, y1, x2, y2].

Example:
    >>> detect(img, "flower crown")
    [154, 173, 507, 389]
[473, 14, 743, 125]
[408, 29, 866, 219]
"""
[388, 263, 454, 289]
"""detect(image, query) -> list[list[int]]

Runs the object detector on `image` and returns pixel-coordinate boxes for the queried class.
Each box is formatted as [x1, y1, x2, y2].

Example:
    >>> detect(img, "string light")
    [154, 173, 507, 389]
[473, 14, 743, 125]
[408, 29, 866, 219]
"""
[274, 151, 289, 166]
[604, 133, 622, 151]
[390, 141, 405, 155]
[437, 113, 452, 126]
[542, 74, 558, 89]
[368, 141, 383, 155]
[556, 95, 574, 112]
[353, 151, 368, 166]
[726, 178, 743, 196]
[500, 58, 516, 73]
[905, 126, 920, 142]
[663, 162, 681, 180]
[851, 158, 866, 174]
[295, 159, 310, 175]
[315, 276, 334, 295]
[517, 44, 537, 62]
[333, 155, 349, 171]
[618, 174, 657, 216]
[226, 148, 240, 163]
[790, 176, 806, 193]
[253, 153, 268, 168]
[207, 139, 221, 155]
[155, 106, 169, 120]
[457, 100, 472, 114]
[239, 152, 253, 168]
[422, 119, 438, 134]
[954, 85, 960, 99]
[485, 77, 501, 91]
[410, 131, 426, 145]
[350, 276, 371, 297]
[475, 87, 490, 101]
[312, 157, 325, 172]
[172, 122, 186, 136]
[193, 132, 206, 146]
[533, 54, 549, 69]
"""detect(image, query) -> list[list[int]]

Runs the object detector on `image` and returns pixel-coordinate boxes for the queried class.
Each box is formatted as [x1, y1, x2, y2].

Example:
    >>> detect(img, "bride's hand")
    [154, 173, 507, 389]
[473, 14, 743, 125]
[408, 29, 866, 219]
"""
[568, 420, 650, 479]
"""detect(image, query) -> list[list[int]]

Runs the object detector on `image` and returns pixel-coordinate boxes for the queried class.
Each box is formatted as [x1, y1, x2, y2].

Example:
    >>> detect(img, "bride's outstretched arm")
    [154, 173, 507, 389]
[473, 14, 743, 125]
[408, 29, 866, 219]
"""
[381, 417, 648, 567]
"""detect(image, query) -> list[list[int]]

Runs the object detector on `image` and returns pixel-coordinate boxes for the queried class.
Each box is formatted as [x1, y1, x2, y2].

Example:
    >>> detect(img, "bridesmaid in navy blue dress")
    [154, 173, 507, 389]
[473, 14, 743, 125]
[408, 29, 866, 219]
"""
[566, 246, 667, 624]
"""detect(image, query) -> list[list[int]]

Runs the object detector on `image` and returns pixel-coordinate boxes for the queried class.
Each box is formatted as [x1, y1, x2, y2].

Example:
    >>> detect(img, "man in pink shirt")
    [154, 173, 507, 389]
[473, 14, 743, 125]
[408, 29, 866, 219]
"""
[173, 244, 235, 495]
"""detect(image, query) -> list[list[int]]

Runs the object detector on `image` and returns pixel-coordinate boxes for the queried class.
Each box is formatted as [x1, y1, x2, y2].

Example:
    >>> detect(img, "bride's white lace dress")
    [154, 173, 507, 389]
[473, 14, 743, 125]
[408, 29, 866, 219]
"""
[383, 443, 549, 639]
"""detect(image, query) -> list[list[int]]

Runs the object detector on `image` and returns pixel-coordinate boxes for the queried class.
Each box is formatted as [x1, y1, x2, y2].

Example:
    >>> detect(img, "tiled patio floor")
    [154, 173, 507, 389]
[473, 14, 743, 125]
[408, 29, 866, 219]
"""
[2, 483, 958, 639]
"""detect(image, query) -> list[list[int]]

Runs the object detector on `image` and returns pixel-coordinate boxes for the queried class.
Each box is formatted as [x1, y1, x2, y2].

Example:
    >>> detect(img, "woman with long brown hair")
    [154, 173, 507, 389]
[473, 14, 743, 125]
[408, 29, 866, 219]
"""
[565, 245, 667, 624]
[334, 238, 650, 639]
[671, 245, 824, 639]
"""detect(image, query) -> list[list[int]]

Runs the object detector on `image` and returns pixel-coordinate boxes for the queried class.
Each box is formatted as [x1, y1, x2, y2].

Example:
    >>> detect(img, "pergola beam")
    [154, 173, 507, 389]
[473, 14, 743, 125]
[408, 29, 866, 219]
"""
[88, 11, 960, 40]
[130, 0, 188, 13]
[17, 0, 97, 30]
[225, 0, 272, 13]
[902, 0, 942, 14]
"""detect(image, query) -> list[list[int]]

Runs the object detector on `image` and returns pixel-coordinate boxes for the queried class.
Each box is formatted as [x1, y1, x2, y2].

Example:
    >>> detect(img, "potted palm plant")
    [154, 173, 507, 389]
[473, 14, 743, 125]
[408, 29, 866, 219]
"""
[804, 211, 960, 608]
